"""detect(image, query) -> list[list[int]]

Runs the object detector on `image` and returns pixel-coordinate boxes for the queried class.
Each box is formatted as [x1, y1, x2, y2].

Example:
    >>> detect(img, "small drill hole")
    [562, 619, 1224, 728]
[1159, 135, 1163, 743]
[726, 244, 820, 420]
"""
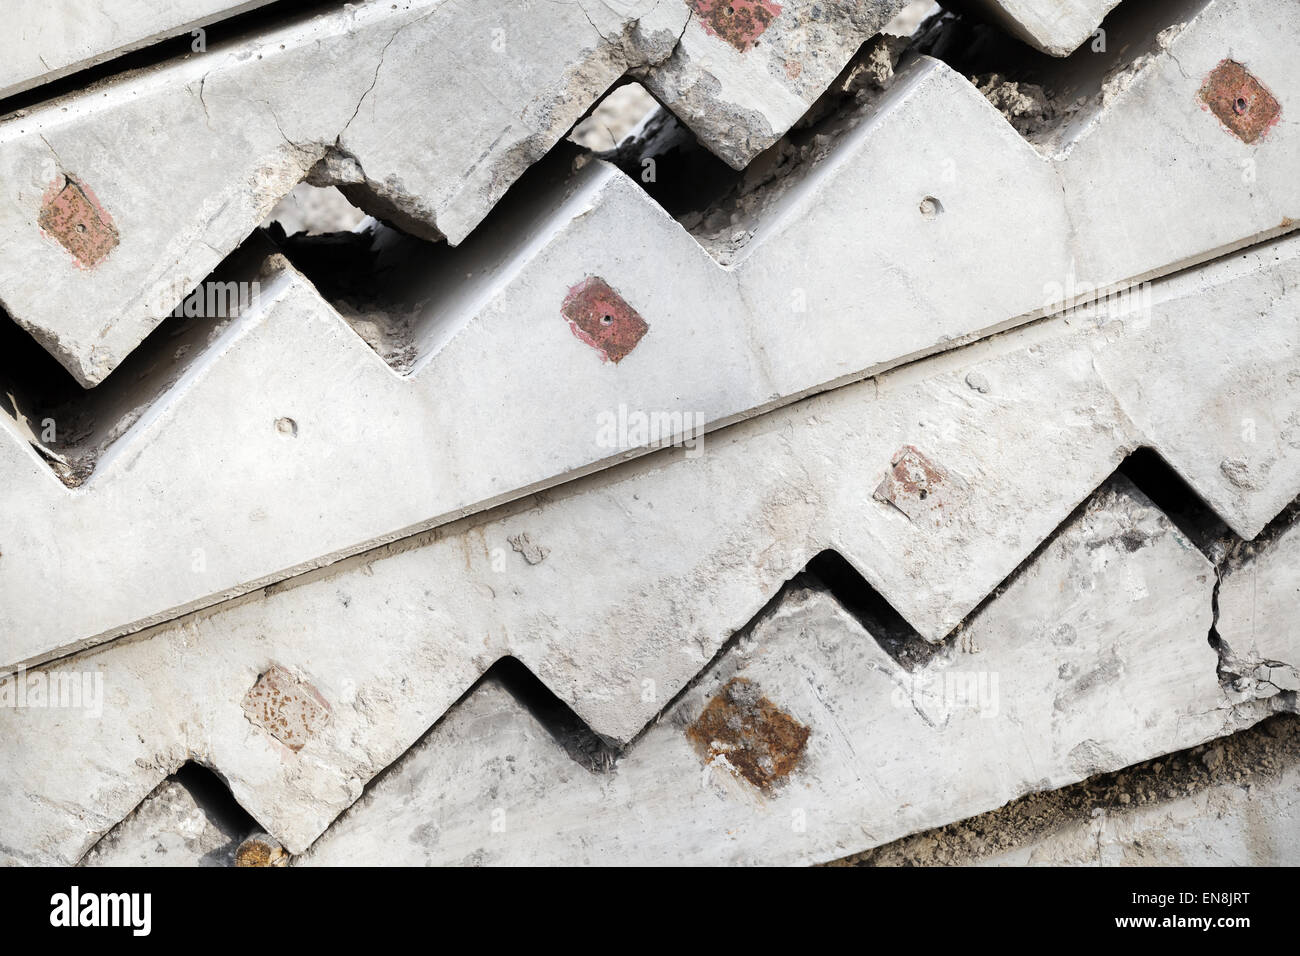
[75, 223, 87, 233]
[1234, 96, 1249, 114]
[919, 196, 943, 221]
[600, 314, 613, 326]
[918, 488, 929, 500]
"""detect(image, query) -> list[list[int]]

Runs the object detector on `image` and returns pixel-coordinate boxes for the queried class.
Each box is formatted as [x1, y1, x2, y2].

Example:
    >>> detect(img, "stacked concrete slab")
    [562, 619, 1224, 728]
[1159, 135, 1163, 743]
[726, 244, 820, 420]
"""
[0, 0, 280, 99]
[3, 232, 1297, 864]
[962, 0, 1122, 56]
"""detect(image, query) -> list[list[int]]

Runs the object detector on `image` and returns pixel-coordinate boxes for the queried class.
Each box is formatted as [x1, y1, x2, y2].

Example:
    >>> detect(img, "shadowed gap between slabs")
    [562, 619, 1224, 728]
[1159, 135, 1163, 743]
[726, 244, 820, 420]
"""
[599, 0, 1214, 267]
[78, 761, 266, 867]
[0, 237, 274, 488]
[0, 0, 349, 118]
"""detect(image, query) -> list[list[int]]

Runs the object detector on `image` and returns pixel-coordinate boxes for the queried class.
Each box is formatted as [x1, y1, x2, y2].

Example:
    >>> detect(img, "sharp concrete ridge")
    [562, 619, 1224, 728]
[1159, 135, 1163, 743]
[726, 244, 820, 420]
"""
[0, 236, 1295, 863]
[0, 0, 281, 100]
[962, 0, 1123, 56]
[641, 0, 913, 168]
[3, 0, 1298, 672]
[0, 0, 911, 386]
[297, 480, 1258, 865]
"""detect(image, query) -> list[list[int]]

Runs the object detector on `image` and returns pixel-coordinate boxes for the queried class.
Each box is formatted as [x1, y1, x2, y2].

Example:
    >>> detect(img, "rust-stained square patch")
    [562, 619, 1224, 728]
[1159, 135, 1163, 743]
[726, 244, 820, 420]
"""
[686, 676, 809, 790]
[561, 276, 649, 363]
[688, 0, 782, 52]
[874, 444, 965, 528]
[38, 174, 119, 268]
[242, 664, 330, 752]
[1198, 59, 1281, 144]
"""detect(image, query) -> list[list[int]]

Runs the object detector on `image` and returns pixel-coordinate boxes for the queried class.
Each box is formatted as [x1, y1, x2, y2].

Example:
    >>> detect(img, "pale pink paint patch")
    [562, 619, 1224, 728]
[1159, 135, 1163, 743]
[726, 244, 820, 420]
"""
[688, 0, 782, 52]
[38, 173, 119, 268]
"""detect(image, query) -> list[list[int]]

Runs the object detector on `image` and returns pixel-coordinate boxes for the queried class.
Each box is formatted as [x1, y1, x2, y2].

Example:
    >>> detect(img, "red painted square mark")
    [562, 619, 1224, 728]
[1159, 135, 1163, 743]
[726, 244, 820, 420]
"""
[242, 664, 331, 752]
[1198, 59, 1280, 144]
[38, 174, 119, 268]
[873, 444, 965, 528]
[688, 0, 781, 53]
[561, 276, 649, 363]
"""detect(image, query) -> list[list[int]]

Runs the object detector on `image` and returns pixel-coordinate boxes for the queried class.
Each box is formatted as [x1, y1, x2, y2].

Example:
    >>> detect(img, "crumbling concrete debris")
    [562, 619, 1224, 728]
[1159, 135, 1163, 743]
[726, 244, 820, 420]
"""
[1100, 53, 1157, 109]
[913, 6, 1199, 153]
[972, 73, 1057, 137]
[273, 222, 426, 373]
[639, 0, 914, 168]
[622, 32, 914, 258]
[843, 34, 913, 93]
[1100, 22, 1189, 108]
